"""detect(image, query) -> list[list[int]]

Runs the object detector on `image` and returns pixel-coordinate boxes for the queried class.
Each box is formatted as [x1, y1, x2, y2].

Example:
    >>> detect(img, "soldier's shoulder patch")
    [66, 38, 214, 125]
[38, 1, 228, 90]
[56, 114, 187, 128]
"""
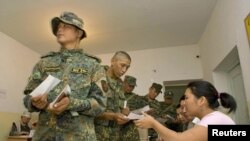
[101, 80, 109, 92]
[41, 51, 59, 58]
[85, 53, 102, 63]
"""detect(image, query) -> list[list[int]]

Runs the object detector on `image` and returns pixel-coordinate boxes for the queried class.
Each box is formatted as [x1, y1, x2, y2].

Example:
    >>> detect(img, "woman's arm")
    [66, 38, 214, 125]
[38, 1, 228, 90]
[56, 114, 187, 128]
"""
[134, 112, 207, 141]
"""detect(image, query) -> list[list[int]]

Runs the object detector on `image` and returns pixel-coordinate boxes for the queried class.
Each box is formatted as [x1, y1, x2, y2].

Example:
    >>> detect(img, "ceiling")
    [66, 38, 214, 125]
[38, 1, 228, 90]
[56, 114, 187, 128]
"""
[0, 0, 217, 55]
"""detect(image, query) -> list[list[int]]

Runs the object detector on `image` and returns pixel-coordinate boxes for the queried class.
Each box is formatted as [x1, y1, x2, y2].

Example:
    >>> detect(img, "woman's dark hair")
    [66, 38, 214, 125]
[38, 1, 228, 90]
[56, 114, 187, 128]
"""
[179, 95, 185, 103]
[176, 104, 181, 108]
[187, 80, 237, 113]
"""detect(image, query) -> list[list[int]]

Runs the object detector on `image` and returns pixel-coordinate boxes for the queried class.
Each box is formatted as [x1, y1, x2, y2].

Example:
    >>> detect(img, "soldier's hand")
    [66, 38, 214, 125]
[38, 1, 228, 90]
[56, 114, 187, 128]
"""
[31, 94, 48, 110]
[146, 108, 155, 115]
[49, 97, 70, 115]
[121, 107, 130, 116]
[114, 113, 129, 125]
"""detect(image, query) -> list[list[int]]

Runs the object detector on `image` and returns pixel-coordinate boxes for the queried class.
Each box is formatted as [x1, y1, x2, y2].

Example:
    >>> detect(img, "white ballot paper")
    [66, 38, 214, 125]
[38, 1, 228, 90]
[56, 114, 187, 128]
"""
[126, 112, 144, 120]
[131, 105, 150, 114]
[29, 75, 61, 97]
[125, 105, 150, 120]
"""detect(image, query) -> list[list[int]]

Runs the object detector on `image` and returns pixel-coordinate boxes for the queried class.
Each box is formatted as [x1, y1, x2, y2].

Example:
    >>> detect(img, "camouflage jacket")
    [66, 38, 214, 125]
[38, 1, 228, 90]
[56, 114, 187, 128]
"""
[159, 102, 177, 119]
[94, 73, 126, 141]
[124, 92, 142, 111]
[120, 92, 141, 141]
[23, 48, 107, 141]
[137, 95, 161, 118]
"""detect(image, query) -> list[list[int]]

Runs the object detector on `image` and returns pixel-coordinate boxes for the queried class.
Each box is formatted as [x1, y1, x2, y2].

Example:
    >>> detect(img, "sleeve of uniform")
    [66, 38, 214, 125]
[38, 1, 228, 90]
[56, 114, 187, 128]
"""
[23, 62, 43, 112]
[67, 63, 107, 117]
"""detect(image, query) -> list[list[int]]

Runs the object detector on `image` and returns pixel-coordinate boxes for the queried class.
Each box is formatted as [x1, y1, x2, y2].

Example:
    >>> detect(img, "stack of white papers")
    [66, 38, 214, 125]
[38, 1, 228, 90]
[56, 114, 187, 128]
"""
[29, 75, 71, 106]
[29, 75, 61, 97]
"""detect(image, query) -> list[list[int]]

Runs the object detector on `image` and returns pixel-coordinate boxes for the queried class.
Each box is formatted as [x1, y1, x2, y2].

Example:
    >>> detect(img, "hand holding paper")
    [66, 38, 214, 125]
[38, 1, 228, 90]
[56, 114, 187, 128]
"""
[125, 105, 150, 120]
[49, 84, 71, 109]
[29, 75, 61, 97]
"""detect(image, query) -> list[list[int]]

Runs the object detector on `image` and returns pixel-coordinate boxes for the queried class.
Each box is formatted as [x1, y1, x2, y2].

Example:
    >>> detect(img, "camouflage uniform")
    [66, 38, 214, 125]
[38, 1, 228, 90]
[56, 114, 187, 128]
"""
[120, 92, 141, 141]
[159, 102, 177, 120]
[94, 73, 125, 141]
[159, 91, 178, 131]
[23, 48, 107, 141]
[137, 95, 161, 141]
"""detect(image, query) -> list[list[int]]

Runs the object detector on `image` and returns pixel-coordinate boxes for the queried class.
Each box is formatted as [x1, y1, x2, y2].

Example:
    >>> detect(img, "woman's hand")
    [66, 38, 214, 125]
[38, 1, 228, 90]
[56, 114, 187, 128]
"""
[134, 112, 155, 129]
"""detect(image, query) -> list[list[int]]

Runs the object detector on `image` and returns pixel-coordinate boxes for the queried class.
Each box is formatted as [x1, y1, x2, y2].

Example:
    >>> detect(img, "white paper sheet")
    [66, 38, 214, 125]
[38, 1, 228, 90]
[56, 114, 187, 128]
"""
[131, 105, 150, 114]
[29, 75, 61, 97]
[126, 112, 144, 120]
[125, 105, 150, 120]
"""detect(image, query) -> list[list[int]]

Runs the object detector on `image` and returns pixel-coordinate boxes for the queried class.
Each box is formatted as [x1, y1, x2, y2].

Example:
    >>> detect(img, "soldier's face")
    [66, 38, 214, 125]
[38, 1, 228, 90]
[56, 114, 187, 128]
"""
[56, 23, 79, 46]
[148, 87, 158, 100]
[164, 97, 173, 104]
[111, 57, 131, 78]
[123, 82, 135, 93]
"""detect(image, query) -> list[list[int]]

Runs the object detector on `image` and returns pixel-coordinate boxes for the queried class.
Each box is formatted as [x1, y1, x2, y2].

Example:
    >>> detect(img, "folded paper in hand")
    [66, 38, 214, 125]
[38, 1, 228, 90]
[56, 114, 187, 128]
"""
[131, 105, 150, 114]
[126, 112, 144, 120]
[29, 75, 61, 97]
[125, 105, 150, 120]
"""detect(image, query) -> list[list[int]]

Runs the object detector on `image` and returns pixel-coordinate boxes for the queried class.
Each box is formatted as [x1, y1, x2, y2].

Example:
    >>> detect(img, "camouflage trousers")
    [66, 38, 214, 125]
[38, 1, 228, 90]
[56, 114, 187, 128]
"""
[120, 121, 140, 141]
[95, 124, 120, 141]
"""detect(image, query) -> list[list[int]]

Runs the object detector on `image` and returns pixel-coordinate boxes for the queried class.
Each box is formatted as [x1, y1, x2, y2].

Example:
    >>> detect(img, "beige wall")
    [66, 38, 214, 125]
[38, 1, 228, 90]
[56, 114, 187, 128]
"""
[0, 112, 20, 141]
[0, 32, 40, 141]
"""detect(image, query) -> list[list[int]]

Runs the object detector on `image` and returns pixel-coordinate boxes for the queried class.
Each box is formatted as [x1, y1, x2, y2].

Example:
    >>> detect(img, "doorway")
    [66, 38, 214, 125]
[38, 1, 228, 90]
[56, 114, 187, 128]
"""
[214, 47, 249, 124]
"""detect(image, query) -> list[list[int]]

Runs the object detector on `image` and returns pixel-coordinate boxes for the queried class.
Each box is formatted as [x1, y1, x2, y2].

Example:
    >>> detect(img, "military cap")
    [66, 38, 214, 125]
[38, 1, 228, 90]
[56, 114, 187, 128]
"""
[22, 111, 31, 118]
[51, 11, 86, 39]
[164, 91, 174, 98]
[124, 75, 137, 86]
[151, 83, 162, 94]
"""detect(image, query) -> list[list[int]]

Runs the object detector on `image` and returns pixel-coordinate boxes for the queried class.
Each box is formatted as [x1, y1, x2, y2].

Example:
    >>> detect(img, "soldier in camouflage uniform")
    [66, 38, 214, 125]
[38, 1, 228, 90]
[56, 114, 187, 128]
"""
[120, 75, 140, 141]
[136, 83, 163, 141]
[95, 51, 131, 141]
[159, 91, 178, 131]
[23, 11, 107, 141]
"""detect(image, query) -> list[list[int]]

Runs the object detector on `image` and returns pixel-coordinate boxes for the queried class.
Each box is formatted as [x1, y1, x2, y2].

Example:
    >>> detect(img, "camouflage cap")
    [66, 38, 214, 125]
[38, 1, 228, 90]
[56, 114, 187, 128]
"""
[51, 11, 86, 39]
[151, 83, 162, 94]
[124, 75, 137, 86]
[164, 91, 174, 98]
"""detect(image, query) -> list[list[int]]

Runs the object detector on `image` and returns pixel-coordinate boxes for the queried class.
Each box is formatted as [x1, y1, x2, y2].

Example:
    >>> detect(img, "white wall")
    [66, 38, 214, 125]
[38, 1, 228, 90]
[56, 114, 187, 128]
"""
[0, 32, 40, 113]
[98, 45, 203, 100]
[199, 0, 250, 114]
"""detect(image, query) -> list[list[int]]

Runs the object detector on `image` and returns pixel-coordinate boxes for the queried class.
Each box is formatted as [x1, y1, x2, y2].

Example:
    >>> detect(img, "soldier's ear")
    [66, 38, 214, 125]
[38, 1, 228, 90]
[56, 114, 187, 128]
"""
[78, 30, 83, 38]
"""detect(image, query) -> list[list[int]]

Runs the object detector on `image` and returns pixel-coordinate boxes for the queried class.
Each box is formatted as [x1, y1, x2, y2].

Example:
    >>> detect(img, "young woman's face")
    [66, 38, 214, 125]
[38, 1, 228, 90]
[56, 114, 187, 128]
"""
[184, 88, 199, 117]
[56, 22, 79, 45]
